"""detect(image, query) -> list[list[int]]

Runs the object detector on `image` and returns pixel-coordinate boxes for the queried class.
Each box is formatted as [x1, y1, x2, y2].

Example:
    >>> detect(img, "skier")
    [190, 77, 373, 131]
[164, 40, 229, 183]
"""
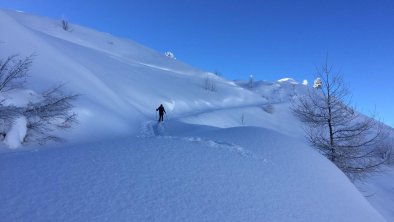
[156, 104, 166, 122]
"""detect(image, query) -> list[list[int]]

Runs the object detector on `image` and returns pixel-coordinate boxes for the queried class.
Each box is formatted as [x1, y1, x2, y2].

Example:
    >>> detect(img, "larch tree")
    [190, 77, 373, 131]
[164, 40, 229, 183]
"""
[292, 61, 392, 180]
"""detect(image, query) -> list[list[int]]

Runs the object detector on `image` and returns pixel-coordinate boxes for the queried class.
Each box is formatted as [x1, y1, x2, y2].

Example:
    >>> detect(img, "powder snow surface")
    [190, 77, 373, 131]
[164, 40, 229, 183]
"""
[0, 8, 391, 222]
[0, 122, 385, 222]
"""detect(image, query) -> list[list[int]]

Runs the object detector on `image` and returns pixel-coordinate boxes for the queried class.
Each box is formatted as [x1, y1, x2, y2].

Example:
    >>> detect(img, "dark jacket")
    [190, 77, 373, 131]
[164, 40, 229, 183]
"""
[156, 105, 166, 114]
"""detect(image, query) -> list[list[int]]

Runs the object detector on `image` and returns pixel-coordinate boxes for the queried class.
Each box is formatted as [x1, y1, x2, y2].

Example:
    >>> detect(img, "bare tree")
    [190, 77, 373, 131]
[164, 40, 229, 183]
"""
[0, 54, 33, 92]
[23, 84, 78, 144]
[1, 55, 33, 137]
[61, 19, 72, 32]
[292, 61, 392, 180]
[0, 54, 78, 145]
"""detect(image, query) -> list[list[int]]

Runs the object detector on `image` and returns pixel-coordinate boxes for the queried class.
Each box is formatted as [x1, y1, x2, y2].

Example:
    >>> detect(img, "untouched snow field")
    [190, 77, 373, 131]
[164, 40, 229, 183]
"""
[0, 122, 386, 221]
[357, 167, 394, 220]
[0, 9, 392, 221]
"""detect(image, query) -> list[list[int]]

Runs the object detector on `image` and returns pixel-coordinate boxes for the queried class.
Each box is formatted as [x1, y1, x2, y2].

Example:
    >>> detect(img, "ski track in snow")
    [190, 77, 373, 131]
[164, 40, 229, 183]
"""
[175, 101, 269, 120]
[139, 121, 267, 161]
[160, 136, 266, 161]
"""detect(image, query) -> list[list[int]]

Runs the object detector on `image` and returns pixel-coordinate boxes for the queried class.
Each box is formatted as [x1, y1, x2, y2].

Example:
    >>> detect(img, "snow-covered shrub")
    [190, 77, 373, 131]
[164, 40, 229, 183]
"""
[0, 119, 4, 139]
[23, 85, 78, 144]
[164, 51, 176, 59]
[249, 75, 254, 89]
[62, 19, 69, 31]
[3, 116, 27, 149]
[313, 78, 322, 89]
[61, 19, 73, 32]
[0, 54, 78, 147]
[0, 105, 20, 138]
[204, 76, 217, 92]
[0, 54, 31, 144]
[262, 104, 274, 114]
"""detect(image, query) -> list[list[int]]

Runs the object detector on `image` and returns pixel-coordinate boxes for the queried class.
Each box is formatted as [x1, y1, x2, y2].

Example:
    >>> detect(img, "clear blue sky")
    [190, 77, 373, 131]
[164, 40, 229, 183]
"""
[1, 0, 393, 126]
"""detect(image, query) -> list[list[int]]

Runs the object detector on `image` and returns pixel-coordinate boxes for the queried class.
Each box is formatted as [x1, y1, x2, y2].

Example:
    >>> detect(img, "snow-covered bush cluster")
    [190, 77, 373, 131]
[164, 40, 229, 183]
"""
[262, 103, 274, 114]
[313, 77, 322, 89]
[0, 54, 78, 148]
[164, 51, 176, 59]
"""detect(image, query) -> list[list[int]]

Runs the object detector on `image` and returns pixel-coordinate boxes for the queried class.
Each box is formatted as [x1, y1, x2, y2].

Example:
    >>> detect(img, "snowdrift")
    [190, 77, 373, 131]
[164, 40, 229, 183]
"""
[0, 122, 385, 221]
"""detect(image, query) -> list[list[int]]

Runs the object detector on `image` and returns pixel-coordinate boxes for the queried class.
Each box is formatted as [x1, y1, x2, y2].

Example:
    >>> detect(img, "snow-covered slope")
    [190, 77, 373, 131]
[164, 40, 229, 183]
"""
[0, 9, 264, 142]
[0, 122, 386, 222]
[0, 9, 389, 222]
